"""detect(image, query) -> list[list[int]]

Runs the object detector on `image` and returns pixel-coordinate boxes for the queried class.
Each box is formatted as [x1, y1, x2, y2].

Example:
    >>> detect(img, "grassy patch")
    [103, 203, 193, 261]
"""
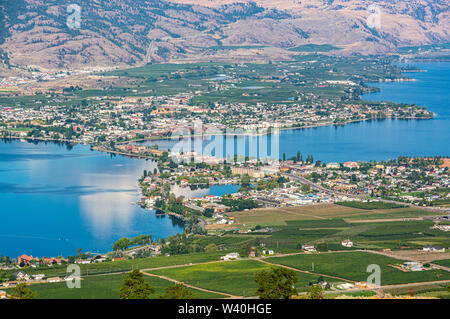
[1, 251, 227, 279]
[285, 219, 350, 229]
[354, 220, 436, 241]
[344, 208, 437, 221]
[148, 260, 323, 296]
[336, 201, 406, 210]
[22, 273, 224, 299]
[231, 204, 363, 225]
[266, 251, 450, 285]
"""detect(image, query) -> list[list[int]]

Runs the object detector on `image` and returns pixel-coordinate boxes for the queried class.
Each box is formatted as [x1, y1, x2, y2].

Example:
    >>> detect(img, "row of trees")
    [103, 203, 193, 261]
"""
[113, 234, 153, 251]
[282, 151, 315, 164]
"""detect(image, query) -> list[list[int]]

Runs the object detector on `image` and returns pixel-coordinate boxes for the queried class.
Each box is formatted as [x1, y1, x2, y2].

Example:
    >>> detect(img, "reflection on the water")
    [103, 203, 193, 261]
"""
[0, 140, 184, 257]
[78, 160, 156, 239]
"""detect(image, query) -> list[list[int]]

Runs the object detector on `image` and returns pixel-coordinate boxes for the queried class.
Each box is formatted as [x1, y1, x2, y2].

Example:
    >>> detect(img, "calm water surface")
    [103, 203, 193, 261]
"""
[148, 62, 449, 163]
[0, 141, 184, 258]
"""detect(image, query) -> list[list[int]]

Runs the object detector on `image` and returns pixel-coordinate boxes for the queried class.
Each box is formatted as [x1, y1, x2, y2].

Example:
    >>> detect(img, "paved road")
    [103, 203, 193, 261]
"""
[282, 173, 361, 199]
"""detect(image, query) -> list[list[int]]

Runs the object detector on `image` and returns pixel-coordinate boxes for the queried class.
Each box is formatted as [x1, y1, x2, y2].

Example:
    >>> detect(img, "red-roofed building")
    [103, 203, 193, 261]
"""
[41, 257, 67, 266]
[17, 254, 39, 266]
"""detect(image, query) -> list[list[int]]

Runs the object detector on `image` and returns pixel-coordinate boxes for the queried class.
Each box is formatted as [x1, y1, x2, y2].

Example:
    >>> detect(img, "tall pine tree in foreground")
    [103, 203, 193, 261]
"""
[119, 269, 154, 299]
[255, 267, 297, 299]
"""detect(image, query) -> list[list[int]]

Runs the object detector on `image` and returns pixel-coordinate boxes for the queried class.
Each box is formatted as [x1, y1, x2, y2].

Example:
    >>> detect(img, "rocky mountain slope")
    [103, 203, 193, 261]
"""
[0, 0, 448, 71]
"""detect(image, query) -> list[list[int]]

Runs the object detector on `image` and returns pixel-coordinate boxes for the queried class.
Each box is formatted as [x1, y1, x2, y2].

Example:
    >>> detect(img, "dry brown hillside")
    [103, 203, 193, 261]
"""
[0, 0, 448, 71]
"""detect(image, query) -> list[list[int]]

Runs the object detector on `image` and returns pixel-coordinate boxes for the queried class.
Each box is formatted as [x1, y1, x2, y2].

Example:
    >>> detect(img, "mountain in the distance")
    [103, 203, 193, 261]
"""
[0, 0, 448, 71]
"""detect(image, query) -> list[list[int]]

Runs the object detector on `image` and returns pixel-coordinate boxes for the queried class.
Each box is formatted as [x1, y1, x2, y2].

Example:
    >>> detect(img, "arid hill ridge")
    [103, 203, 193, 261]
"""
[0, 0, 448, 71]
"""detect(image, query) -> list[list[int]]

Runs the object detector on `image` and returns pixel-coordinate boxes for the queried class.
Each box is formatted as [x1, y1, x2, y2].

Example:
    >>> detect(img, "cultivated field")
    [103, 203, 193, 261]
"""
[23, 273, 226, 299]
[377, 251, 450, 263]
[0, 251, 229, 279]
[147, 259, 325, 296]
[265, 251, 450, 285]
[230, 204, 362, 226]
[229, 204, 435, 227]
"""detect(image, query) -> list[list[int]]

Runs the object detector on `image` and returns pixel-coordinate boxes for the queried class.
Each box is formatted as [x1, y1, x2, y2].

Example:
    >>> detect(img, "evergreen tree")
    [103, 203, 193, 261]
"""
[158, 284, 195, 299]
[119, 270, 155, 299]
[11, 283, 36, 299]
[255, 268, 297, 299]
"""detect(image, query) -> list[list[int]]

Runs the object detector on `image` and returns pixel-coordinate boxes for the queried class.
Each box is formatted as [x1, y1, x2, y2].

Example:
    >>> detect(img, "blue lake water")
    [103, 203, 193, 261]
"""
[276, 62, 449, 162]
[149, 62, 449, 163]
[0, 141, 184, 258]
[171, 184, 240, 199]
[1, 62, 448, 258]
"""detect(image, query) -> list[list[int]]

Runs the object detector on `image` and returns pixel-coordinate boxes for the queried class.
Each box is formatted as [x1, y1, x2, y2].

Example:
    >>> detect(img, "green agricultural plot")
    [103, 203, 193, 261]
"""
[354, 220, 438, 241]
[247, 222, 350, 252]
[226, 205, 443, 252]
[1, 251, 228, 279]
[266, 251, 450, 285]
[231, 204, 365, 225]
[148, 260, 324, 296]
[24, 273, 224, 299]
[236, 206, 434, 227]
[288, 44, 341, 52]
[344, 208, 438, 221]
[397, 43, 450, 54]
[0, 56, 407, 110]
[336, 201, 406, 210]
[434, 259, 450, 268]
[327, 290, 377, 299]
[285, 219, 351, 229]
[268, 228, 341, 244]
[105, 62, 227, 79]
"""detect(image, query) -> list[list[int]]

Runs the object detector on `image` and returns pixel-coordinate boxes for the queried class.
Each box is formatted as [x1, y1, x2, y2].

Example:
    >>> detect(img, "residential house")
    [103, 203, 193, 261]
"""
[423, 246, 445, 252]
[32, 274, 45, 281]
[301, 244, 316, 252]
[337, 283, 355, 290]
[221, 253, 239, 261]
[13, 271, 30, 281]
[341, 240, 354, 248]
[47, 277, 62, 283]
